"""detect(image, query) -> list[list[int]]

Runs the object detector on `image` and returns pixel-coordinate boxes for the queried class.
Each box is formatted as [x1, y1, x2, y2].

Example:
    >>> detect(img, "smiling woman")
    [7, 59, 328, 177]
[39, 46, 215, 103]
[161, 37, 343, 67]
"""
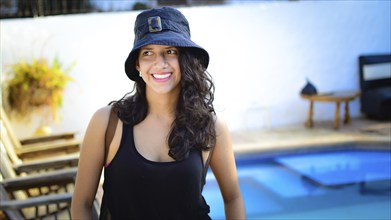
[137, 45, 181, 94]
[71, 6, 245, 220]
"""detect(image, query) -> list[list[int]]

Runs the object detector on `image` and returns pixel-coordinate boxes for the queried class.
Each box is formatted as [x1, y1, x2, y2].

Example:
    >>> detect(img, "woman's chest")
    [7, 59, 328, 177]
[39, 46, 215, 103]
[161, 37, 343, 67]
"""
[133, 120, 174, 162]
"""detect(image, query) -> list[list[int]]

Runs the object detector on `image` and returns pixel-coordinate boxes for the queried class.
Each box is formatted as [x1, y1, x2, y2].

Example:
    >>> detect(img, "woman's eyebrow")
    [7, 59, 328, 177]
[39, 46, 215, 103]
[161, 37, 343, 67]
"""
[140, 46, 177, 51]
[140, 47, 153, 50]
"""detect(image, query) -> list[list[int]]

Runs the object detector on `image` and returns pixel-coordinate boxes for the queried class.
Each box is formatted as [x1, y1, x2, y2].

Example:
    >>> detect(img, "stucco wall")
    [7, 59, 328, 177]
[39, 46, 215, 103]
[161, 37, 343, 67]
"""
[1, 1, 390, 138]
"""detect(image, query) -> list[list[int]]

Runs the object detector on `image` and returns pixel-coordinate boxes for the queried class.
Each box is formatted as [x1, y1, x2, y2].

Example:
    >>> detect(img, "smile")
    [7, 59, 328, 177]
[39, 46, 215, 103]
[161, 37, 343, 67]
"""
[152, 73, 172, 79]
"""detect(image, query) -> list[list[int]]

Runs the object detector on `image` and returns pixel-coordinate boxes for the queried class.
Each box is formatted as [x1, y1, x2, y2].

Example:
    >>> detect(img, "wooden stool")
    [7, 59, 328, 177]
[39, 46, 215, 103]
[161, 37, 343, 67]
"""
[301, 91, 361, 129]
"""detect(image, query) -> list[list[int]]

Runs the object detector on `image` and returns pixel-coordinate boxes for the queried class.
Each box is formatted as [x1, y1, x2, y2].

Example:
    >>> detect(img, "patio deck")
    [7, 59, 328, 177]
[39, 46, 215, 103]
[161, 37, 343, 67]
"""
[231, 117, 390, 155]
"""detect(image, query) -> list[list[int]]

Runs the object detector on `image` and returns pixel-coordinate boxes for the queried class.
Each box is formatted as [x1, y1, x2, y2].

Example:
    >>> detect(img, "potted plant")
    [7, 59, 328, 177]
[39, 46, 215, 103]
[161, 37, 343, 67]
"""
[4, 57, 73, 135]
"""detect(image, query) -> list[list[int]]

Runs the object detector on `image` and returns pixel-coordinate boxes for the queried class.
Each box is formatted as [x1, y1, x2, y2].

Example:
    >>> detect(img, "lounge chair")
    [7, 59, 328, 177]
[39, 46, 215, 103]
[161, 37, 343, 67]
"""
[1, 107, 81, 160]
[0, 142, 99, 219]
[2, 133, 78, 175]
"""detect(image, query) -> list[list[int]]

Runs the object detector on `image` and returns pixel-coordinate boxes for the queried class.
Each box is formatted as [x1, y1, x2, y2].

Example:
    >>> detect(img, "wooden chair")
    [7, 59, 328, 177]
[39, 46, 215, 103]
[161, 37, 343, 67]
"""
[0, 140, 75, 219]
[0, 108, 80, 174]
[0, 170, 100, 220]
[2, 133, 78, 176]
[0, 142, 99, 219]
[0, 108, 81, 160]
[1, 182, 99, 220]
[1, 107, 78, 144]
[0, 170, 76, 219]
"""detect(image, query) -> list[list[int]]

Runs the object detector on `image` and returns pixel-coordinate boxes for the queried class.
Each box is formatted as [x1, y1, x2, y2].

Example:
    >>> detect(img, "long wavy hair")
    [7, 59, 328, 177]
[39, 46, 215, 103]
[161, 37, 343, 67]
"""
[111, 48, 216, 161]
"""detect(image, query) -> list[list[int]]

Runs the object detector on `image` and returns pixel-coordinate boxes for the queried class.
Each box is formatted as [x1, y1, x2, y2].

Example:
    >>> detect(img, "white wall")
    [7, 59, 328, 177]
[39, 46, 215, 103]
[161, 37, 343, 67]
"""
[1, 1, 390, 138]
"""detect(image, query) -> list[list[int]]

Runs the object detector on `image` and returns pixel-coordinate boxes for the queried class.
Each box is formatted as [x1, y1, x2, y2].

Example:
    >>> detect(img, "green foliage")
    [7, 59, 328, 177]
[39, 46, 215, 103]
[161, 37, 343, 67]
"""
[5, 57, 74, 121]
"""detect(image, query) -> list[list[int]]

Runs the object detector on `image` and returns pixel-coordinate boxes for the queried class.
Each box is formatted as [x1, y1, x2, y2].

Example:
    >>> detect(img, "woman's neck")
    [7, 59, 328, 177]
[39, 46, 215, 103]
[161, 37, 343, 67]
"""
[146, 89, 179, 118]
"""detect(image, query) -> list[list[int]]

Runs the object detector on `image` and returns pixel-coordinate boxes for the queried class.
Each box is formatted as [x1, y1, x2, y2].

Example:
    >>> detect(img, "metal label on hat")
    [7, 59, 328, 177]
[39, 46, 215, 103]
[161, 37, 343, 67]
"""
[148, 16, 162, 32]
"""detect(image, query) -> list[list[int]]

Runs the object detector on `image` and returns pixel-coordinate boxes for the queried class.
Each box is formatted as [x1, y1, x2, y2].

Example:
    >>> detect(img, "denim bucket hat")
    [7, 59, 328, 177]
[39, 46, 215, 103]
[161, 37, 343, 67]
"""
[124, 7, 209, 81]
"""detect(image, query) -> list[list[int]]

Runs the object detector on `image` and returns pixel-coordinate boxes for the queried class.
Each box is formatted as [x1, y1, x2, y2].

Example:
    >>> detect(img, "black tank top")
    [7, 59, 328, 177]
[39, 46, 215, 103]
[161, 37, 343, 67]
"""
[100, 123, 211, 220]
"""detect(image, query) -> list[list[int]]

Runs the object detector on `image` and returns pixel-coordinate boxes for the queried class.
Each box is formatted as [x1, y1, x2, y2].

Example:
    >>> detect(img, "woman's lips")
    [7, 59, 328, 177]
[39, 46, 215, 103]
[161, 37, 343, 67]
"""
[152, 73, 172, 82]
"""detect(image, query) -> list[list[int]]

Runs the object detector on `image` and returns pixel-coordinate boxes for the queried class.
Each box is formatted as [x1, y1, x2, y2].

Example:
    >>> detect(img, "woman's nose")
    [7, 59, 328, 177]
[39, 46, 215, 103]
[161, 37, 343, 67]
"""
[154, 54, 167, 68]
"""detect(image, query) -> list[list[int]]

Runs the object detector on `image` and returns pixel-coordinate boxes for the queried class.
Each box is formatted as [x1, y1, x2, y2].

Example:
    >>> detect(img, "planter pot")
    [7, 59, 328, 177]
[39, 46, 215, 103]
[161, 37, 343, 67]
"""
[34, 125, 52, 136]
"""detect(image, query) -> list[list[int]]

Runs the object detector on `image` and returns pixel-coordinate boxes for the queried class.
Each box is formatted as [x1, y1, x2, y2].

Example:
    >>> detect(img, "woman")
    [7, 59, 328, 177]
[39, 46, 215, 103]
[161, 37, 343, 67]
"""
[71, 7, 245, 220]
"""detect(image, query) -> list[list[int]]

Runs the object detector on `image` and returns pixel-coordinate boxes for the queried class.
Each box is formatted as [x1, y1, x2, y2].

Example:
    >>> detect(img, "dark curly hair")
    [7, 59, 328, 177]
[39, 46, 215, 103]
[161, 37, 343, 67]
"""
[110, 48, 216, 161]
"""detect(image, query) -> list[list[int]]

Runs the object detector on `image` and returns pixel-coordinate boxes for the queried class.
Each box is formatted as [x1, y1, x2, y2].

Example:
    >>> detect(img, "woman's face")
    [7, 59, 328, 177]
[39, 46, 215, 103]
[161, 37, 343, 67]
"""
[136, 44, 181, 95]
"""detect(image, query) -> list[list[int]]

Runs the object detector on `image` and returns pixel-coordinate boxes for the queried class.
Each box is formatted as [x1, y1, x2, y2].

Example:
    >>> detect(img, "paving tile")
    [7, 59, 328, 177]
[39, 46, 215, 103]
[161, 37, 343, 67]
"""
[231, 117, 390, 154]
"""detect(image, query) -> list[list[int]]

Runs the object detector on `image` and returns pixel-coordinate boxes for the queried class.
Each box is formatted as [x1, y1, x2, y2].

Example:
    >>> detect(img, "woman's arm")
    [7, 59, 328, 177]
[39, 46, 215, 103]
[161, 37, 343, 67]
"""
[71, 106, 111, 219]
[210, 115, 246, 219]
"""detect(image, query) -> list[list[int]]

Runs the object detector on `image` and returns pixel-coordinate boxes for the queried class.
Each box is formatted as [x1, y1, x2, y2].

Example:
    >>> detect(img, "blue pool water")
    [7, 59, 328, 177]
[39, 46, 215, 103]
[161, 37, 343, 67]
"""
[202, 148, 391, 219]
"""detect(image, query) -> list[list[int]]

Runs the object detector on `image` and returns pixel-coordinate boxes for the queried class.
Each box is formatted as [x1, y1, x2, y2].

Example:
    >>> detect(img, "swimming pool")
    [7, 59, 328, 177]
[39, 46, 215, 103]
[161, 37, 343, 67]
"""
[202, 143, 391, 219]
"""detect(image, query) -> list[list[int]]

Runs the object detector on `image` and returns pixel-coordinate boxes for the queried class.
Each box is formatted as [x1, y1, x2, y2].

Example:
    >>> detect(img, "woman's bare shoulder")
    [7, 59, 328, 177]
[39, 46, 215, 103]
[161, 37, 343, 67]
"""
[84, 105, 113, 134]
[214, 113, 229, 135]
[95, 105, 112, 116]
[91, 105, 112, 122]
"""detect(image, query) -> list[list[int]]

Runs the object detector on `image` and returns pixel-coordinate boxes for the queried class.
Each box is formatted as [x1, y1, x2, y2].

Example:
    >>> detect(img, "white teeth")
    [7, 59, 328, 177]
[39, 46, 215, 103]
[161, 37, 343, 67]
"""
[153, 73, 171, 79]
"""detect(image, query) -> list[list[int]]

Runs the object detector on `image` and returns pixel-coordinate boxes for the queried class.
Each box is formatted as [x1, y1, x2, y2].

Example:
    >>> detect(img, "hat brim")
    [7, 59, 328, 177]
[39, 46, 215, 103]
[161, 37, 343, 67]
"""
[125, 30, 209, 81]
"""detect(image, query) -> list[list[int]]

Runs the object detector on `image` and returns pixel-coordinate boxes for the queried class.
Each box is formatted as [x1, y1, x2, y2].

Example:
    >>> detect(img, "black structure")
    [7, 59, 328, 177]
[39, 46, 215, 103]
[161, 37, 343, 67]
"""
[358, 54, 391, 120]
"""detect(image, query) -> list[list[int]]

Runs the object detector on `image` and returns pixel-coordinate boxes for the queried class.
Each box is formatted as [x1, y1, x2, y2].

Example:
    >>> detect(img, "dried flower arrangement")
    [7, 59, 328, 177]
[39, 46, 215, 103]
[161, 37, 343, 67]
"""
[5, 57, 73, 123]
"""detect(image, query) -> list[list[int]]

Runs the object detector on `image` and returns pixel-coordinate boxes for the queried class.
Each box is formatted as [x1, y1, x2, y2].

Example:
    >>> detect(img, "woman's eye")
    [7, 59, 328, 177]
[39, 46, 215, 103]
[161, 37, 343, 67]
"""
[142, 51, 152, 56]
[167, 49, 177, 55]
